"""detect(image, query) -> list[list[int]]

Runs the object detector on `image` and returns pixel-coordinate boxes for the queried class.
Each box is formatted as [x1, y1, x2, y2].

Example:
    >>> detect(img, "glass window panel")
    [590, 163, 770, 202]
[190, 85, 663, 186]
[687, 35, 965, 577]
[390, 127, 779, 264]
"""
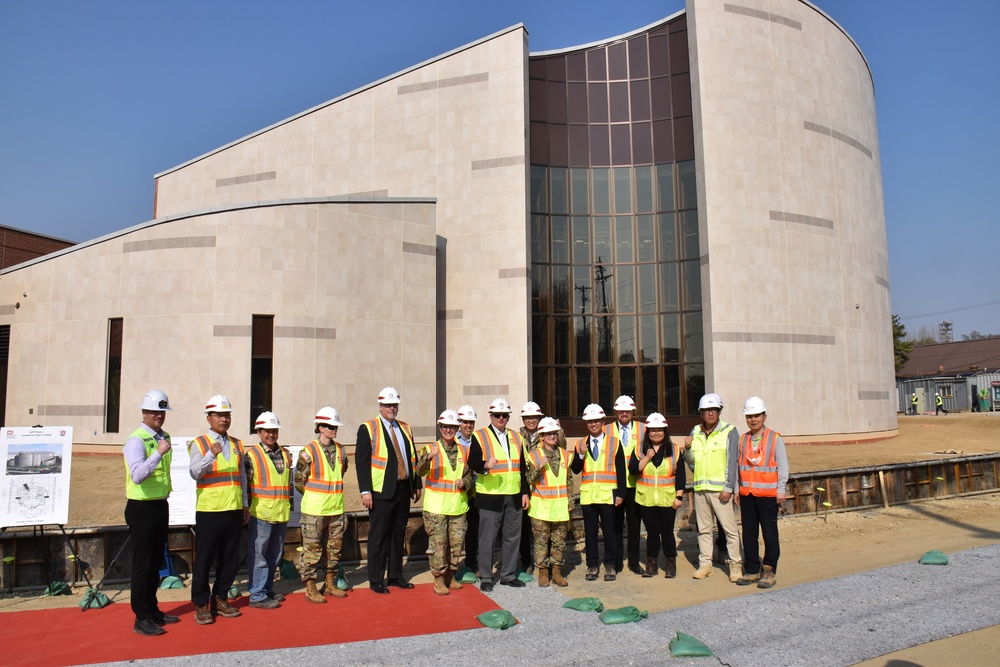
[641, 366, 659, 415]
[628, 35, 649, 79]
[574, 316, 592, 364]
[683, 312, 704, 363]
[530, 166, 548, 213]
[635, 166, 653, 213]
[593, 216, 612, 265]
[619, 368, 637, 406]
[609, 82, 630, 122]
[631, 121, 653, 165]
[551, 168, 569, 214]
[610, 124, 631, 166]
[589, 124, 610, 166]
[529, 78, 547, 122]
[554, 368, 570, 417]
[638, 314, 658, 363]
[660, 262, 679, 311]
[571, 168, 589, 214]
[576, 367, 593, 416]
[573, 265, 592, 314]
[598, 368, 613, 414]
[617, 315, 636, 363]
[681, 259, 702, 309]
[568, 124, 590, 166]
[608, 41, 628, 80]
[680, 210, 700, 259]
[546, 56, 566, 82]
[531, 264, 549, 314]
[677, 160, 697, 210]
[669, 32, 690, 75]
[572, 216, 591, 264]
[656, 163, 675, 211]
[551, 216, 569, 264]
[664, 365, 681, 415]
[530, 121, 548, 165]
[532, 315, 549, 365]
[615, 215, 634, 263]
[636, 214, 655, 262]
[549, 123, 569, 167]
[629, 81, 650, 121]
[592, 169, 610, 214]
[587, 49, 607, 81]
[533, 367, 550, 415]
[567, 82, 588, 123]
[637, 263, 657, 313]
[671, 73, 692, 117]
[596, 315, 614, 363]
[652, 119, 674, 164]
[546, 81, 567, 124]
[613, 167, 632, 214]
[567, 52, 587, 81]
[658, 213, 677, 262]
[588, 83, 609, 123]
[650, 76, 671, 120]
[531, 214, 549, 264]
[616, 264, 635, 313]
[648, 35, 669, 78]
[685, 364, 705, 415]
[552, 265, 570, 313]
[594, 263, 614, 314]
[661, 313, 680, 363]
[554, 317, 569, 364]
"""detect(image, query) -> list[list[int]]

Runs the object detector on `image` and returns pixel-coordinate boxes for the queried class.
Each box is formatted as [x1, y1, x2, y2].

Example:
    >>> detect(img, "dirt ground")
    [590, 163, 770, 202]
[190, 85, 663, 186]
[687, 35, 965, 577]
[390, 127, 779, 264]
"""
[7, 412, 1000, 665]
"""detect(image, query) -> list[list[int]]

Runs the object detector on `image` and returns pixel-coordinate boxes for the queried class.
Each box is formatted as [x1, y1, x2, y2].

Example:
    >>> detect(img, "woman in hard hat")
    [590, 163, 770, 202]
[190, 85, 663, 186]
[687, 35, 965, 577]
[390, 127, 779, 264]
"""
[524, 417, 571, 587]
[416, 410, 474, 595]
[628, 413, 685, 578]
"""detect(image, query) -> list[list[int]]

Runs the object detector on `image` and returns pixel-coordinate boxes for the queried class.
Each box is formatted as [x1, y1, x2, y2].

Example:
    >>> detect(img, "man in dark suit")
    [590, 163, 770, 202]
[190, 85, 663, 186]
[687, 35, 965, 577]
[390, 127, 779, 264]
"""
[355, 387, 422, 593]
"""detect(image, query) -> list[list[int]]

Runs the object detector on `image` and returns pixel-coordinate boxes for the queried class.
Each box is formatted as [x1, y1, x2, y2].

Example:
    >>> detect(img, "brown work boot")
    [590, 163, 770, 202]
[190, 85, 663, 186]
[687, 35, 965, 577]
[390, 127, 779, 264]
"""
[757, 565, 776, 589]
[446, 569, 463, 590]
[692, 565, 713, 579]
[325, 572, 347, 598]
[736, 570, 761, 586]
[305, 579, 327, 604]
[537, 566, 550, 588]
[642, 557, 657, 578]
[551, 565, 568, 587]
[728, 560, 743, 583]
[194, 604, 215, 625]
[663, 557, 677, 579]
[213, 596, 241, 618]
[433, 573, 450, 596]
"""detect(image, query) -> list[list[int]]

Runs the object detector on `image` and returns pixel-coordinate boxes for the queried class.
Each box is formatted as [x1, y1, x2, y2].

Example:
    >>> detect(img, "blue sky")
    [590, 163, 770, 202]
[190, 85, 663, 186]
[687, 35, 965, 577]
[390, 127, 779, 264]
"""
[1, 0, 998, 339]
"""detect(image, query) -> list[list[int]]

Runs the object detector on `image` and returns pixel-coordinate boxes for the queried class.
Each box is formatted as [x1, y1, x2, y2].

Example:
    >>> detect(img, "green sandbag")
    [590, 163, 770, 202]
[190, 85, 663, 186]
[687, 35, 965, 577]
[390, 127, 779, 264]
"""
[279, 558, 298, 579]
[79, 588, 110, 609]
[44, 581, 71, 596]
[669, 631, 714, 657]
[159, 575, 184, 589]
[228, 585, 240, 599]
[563, 597, 604, 612]
[516, 570, 534, 583]
[336, 564, 352, 591]
[919, 549, 949, 565]
[476, 609, 517, 630]
[598, 605, 648, 624]
[456, 566, 479, 584]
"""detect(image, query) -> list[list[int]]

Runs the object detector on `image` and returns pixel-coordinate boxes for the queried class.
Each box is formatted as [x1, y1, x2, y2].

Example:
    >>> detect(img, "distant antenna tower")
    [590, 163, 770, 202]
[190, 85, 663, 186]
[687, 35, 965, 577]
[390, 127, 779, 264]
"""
[939, 320, 953, 343]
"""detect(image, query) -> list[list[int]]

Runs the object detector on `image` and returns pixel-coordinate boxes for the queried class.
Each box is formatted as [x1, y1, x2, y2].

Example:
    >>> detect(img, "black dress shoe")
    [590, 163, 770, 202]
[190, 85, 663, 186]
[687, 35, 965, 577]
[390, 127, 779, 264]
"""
[370, 584, 390, 594]
[499, 578, 526, 587]
[152, 611, 180, 625]
[134, 619, 166, 636]
[480, 581, 494, 592]
[386, 578, 414, 589]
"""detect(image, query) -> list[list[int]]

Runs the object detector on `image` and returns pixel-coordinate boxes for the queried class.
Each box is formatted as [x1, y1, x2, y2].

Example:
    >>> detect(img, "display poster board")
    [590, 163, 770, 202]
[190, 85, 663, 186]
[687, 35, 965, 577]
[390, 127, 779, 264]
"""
[1, 426, 74, 528]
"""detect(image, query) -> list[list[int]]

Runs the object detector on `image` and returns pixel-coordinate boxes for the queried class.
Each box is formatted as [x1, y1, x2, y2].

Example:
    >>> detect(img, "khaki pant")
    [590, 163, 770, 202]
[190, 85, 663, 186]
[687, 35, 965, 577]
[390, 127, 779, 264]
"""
[694, 490, 742, 568]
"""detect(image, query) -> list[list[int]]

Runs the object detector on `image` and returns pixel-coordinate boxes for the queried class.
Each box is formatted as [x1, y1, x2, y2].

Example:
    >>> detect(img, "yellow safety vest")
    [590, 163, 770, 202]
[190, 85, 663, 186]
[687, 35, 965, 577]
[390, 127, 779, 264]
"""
[527, 447, 569, 522]
[635, 443, 679, 507]
[689, 422, 735, 492]
[246, 443, 292, 523]
[474, 427, 524, 496]
[191, 434, 244, 512]
[578, 435, 618, 505]
[362, 419, 415, 494]
[420, 439, 469, 516]
[299, 440, 345, 516]
[609, 421, 643, 489]
[124, 427, 172, 500]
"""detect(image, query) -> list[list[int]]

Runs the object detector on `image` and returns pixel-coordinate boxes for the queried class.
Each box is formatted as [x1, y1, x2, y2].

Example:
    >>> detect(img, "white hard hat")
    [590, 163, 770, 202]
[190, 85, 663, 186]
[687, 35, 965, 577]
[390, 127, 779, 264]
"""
[698, 393, 723, 411]
[743, 396, 767, 415]
[521, 401, 543, 417]
[140, 390, 172, 411]
[457, 405, 478, 421]
[437, 410, 461, 426]
[205, 394, 233, 413]
[613, 395, 636, 411]
[537, 417, 561, 434]
[315, 406, 344, 427]
[582, 403, 606, 421]
[644, 412, 668, 429]
[378, 387, 401, 404]
[488, 397, 512, 414]
[255, 411, 281, 430]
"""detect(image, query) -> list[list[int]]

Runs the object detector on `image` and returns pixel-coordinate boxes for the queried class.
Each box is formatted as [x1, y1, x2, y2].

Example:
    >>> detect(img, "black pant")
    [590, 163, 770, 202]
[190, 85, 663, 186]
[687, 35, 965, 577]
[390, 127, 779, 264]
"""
[464, 495, 479, 570]
[519, 507, 533, 571]
[639, 505, 677, 559]
[191, 509, 243, 607]
[367, 482, 410, 585]
[614, 486, 641, 567]
[582, 503, 617, 569]
[125, 498, 168, 621]
[739, 494, 780, 574]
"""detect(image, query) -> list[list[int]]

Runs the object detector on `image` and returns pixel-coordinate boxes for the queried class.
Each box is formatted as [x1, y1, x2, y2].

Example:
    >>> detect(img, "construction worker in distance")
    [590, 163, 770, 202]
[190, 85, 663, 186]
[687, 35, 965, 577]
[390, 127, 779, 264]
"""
[517, 401, 545, 574]
[295, 406, 350, 603]
[735, 396, 788, 590]
[571, 403, 625, 581]
[629, 413, 685, 578]
[188, 394, 247, 625]
[935, 392, 948, 415]
[456, 405, 480, 576]
[244, 412, 293, 609]
[910, 392, 918, 415]
[683, 393, 743, 582]
[524, 417, 571, 587]
[416, 410, 473, 595]
[123, 389, 178, 636]
[609, 395, 644, 575]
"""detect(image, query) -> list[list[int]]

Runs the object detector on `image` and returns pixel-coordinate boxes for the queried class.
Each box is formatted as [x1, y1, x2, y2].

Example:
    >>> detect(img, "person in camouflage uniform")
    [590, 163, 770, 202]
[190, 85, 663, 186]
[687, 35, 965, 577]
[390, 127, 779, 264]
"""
[416, 410, 474, 595]
[524, 417, 571, 587]
[294, 406, 350, 603]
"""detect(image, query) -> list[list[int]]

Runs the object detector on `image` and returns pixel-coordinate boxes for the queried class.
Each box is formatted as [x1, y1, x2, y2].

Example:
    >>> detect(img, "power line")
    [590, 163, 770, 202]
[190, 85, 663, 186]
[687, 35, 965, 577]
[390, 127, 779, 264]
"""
[899, 299, 1000, 320]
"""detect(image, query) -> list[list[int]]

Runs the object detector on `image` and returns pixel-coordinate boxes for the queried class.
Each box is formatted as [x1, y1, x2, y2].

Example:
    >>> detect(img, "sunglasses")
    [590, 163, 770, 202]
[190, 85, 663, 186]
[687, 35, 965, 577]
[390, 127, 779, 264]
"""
[490, 414, 510, 419]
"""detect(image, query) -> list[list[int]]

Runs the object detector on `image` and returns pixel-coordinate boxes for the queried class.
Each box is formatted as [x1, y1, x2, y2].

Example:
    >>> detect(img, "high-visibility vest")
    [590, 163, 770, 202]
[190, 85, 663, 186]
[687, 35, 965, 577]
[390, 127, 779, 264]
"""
[191, 434, 244, 512]
[245, 443, 292, 523]
[609, 421, 643, 488]
[474, 427, 523, 496]
[738, 428, 779, 497]
[299, 440, 345, 516]
[420, 439, 469, 516]
[635, 443, 679, 507]
[124, 427, 172, 500]
[527, 447, 569, 522]
[688, 421, 736, 492]
[578, 435, 619, 505]
[362, 418, 415, 494]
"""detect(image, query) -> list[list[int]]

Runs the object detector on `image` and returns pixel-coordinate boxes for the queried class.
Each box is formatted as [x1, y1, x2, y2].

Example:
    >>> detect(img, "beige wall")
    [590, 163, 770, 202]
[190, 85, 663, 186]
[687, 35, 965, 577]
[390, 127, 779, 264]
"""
[0, 199, 437, 447]
[688, 0, 895, 436]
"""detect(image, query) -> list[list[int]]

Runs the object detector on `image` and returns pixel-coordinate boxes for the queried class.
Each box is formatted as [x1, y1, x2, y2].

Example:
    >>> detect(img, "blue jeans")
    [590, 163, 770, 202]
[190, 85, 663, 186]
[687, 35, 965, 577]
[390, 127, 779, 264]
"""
[247, 517, 286, 602]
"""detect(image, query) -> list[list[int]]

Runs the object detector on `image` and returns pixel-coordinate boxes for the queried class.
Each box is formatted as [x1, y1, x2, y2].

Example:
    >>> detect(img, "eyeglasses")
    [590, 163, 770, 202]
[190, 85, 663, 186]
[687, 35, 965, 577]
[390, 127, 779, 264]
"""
[439, 424, 458, 430]
[460, 421, 476, 426]
[490, 414, 510, 419]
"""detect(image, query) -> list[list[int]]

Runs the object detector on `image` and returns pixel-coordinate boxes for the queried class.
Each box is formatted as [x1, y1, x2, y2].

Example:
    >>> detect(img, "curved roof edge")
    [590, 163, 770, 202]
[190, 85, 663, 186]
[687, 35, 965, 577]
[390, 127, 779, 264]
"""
[529, 10, 684, 57]
[799, 1, 873, 89]
[0, 196, 437, 274]
[154, 24, 527, 179]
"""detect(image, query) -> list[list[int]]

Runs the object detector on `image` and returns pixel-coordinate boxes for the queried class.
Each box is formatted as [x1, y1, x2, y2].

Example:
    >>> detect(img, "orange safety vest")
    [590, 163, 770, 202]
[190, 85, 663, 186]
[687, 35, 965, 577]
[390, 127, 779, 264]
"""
[527, 446, 569, 522]
[738, 427, 779, 497]
[245, 444, 292, 522]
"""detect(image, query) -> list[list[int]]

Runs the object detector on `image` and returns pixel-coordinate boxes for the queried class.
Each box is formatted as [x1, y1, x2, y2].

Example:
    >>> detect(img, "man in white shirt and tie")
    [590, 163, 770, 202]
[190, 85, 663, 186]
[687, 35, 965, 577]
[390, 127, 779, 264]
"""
[609, 395, 644, 575]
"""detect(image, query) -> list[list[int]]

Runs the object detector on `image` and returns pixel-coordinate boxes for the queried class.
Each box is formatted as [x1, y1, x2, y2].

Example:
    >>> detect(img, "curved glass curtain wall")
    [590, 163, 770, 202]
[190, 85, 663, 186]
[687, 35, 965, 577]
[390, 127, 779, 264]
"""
[528, 15, 704, 421]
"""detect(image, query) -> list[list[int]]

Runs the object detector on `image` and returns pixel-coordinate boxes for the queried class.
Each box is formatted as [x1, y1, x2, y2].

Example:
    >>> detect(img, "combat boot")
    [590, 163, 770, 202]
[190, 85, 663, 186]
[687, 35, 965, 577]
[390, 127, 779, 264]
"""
[433, 573, 450, 596]
[305, 579, 327, 604]
[325, 571, 346, 598]
[537, 567, 550, 587]
[551, 565, 568, 587]
[445, 569, 463, 590]
[757, 565, 776, 589]
[642, 557, 658, 578]
[692, 564, 713, 579]
[727, 560, 743, 583]
[663, 557, 677, 579]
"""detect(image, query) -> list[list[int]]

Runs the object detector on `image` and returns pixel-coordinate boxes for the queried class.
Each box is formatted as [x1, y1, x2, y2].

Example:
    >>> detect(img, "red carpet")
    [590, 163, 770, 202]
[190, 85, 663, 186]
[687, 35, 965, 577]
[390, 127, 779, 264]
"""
[2, 585, 503, 666]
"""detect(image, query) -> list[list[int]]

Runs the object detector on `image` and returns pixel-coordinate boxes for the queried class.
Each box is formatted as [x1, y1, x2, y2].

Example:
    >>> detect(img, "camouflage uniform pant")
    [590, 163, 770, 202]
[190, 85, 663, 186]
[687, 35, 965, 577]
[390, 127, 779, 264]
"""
[299, 513, 346, 581]
[422, 511, 467, 576]
[531, 517, 567, 567]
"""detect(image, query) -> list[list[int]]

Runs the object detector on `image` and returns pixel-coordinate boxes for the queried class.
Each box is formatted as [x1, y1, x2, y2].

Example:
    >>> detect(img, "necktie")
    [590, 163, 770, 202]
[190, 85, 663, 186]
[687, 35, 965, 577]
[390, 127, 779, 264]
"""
[621, 427, 629, 447]
[591, 437, 599, 460]
[389, 422, 407, 480]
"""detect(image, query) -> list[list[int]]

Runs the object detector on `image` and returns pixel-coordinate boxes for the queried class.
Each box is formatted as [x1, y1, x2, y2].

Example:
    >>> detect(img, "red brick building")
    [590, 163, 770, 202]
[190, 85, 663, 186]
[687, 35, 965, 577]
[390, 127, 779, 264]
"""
[0, 225, 74, 270]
